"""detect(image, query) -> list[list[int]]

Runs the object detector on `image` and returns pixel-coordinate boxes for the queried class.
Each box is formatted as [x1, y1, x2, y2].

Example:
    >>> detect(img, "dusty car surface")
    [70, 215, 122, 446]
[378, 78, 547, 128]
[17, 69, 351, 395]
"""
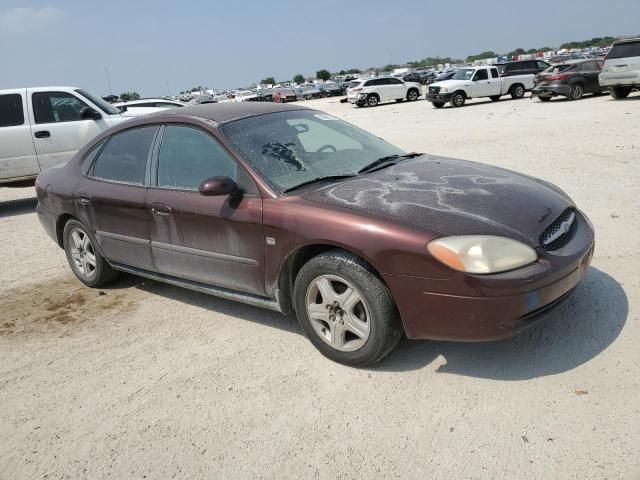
[36, 103, 595, 366]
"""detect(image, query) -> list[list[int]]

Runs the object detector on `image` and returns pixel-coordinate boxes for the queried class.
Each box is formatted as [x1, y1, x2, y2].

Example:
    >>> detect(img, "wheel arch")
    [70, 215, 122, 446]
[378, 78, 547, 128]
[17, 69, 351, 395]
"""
[275, 242, 390, 316]
[55, 213, 76, 248]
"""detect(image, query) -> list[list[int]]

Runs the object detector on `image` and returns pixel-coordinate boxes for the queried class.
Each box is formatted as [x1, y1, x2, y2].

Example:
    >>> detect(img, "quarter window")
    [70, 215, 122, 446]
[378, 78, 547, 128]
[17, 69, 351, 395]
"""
[32, 91, 90, 124]
[91, 127, 157, 184]
[0, 94, 24, 127]
[157, 126, 237, 189]
[491, 68, 499, 79]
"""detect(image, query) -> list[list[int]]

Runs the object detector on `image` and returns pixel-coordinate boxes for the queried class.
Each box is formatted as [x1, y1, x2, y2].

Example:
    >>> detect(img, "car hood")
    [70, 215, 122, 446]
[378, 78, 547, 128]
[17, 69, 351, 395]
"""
[301, 155, 573, 246]
[430, 79, 471, 89]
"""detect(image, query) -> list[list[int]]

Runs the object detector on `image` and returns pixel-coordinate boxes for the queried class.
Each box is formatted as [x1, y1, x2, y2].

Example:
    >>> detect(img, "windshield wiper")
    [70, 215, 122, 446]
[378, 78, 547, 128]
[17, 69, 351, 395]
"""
[357, 152, 422, 174]
[282, 174, 356, 194]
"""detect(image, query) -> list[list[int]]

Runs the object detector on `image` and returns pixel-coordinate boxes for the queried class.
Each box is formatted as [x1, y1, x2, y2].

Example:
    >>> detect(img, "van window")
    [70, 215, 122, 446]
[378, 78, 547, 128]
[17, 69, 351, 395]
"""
[0, 94, 24, 127]
[91, 126, 157, 184]
[607, 41, 640, 59]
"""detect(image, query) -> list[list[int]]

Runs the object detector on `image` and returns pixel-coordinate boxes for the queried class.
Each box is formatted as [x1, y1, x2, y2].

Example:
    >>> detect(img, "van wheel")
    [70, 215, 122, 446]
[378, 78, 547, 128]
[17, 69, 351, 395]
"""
[293, 250, 402, 367]
[407, 89, 419, 101]
[366, 94, 379, 107]
[433, 102, 445, 108]
[510, 84, 525, 99]
[63, 219, 118, 288]
[568, 83, 584, 100]
[450, 92, 466, 107]
[611, 86, 632, 99]
[490, 95, 501, 102]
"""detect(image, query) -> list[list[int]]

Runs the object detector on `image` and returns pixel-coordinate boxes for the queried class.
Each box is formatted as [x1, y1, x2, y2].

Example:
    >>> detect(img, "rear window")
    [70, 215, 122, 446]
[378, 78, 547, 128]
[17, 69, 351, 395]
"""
[545, 64, 578, 74]
[607, 41, 640, 59]
[0, 94, 24, 127]
[348, 81, 362, 88]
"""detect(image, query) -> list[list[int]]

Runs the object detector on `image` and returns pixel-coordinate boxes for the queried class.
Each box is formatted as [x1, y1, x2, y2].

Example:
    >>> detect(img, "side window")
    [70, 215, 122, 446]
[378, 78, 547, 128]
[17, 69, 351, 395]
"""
[473, 69, 488, 81]
[157, 125, 237, 189]
[80, 139, 107, 175]
[91, 126, 157, 184]
[491, 68, 499, 79]
[537, 61, 549, 71]
[32, 91, 90, 124]
[0, 94, 24, 127]
[388, 78, 402, 85]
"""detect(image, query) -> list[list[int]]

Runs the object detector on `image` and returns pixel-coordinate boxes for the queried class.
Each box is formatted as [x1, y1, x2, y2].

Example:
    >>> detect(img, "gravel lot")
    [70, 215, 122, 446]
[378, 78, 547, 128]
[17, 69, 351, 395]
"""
[1, 92, 639, 479]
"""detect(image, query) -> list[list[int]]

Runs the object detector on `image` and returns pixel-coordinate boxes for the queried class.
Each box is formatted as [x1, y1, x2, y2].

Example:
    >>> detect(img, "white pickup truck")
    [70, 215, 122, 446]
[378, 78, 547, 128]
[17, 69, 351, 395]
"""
[0, 86, 141, 184]
[425, 66, 535, 108]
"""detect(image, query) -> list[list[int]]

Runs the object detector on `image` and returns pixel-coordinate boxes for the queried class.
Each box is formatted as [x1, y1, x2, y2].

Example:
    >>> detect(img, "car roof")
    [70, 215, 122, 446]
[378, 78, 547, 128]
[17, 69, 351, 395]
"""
[612, 37, 640, 45]
[164, 102, 309, 124]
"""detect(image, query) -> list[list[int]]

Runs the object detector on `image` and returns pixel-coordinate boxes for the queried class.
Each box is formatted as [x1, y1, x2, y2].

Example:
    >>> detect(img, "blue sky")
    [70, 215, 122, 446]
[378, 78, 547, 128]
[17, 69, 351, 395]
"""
[1, 1, 638, 96]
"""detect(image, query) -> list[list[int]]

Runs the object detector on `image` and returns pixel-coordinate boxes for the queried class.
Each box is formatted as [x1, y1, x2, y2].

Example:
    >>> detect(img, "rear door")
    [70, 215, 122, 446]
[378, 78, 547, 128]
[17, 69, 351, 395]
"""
[0, 90, 41, 182]
[581, 61, 601, 92]
[146, 124, 265, 295]
[75, 125, 158, 271]
[27, 89, 105, 171]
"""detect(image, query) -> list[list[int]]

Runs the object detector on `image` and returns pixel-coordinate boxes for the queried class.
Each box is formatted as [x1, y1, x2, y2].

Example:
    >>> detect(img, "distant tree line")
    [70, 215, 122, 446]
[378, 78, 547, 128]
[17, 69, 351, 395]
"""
[120, 92, 140, 102]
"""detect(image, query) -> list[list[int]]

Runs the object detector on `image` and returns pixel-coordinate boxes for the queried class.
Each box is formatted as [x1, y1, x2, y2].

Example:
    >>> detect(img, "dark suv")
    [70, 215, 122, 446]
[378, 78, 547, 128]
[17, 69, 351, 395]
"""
[532, 60, 605, 101]
[498, 60, 550, 77]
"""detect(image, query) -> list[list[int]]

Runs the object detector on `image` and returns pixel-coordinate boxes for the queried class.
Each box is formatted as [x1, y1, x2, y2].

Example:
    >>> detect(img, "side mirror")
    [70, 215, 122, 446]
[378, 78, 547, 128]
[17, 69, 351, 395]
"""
[199, 176, 239, 197]
[81, 107, 102, 120]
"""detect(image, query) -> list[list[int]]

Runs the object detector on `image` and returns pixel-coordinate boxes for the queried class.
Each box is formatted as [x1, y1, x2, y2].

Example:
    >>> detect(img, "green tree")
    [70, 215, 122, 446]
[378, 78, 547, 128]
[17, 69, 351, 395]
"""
[382, 64, 399, 72]
[260, 77, 276, 85]
[316, 69, 331, 81]
[293, 74, 305, 84]
[346, 68, 361, 74]
[120, 91, 140, 102]
[466, 51, 498, 62]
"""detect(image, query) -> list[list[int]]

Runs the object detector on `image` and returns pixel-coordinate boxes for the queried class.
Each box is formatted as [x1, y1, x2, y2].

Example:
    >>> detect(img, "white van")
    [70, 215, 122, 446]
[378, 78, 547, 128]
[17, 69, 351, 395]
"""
[599, 37, 640, 99]
[0, 87, 135, 184]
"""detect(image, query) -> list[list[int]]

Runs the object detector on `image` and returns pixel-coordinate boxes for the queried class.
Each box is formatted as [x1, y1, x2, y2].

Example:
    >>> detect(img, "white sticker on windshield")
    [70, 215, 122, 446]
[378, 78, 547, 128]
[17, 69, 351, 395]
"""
[314, 114, 338, 121]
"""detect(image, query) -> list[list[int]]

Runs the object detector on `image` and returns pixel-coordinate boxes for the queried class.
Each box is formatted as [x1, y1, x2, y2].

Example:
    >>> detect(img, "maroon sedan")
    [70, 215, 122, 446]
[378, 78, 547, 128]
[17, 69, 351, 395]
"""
[272, 89, 297, 103]
[36, 103, 594, 366]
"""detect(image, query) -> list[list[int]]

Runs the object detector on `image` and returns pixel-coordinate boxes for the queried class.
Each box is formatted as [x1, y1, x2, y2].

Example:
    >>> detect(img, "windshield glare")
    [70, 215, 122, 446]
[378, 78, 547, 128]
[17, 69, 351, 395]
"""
[76, 89, 120, 115]
[452, 69, 475, 80]
[221, 110, 405, 193]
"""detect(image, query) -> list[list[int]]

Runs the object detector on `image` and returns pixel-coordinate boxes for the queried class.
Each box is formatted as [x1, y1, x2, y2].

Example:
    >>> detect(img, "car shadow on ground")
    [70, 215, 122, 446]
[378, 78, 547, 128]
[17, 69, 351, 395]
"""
[0, 197, 37, 219]
[376, 267, 628, 379]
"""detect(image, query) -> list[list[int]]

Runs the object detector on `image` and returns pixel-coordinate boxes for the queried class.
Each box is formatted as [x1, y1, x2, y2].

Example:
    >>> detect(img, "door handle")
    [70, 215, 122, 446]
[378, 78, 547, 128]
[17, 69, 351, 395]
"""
[78, 197, 92, 206]
[34, 131, 50, 138]
[151, 204, 172, 216]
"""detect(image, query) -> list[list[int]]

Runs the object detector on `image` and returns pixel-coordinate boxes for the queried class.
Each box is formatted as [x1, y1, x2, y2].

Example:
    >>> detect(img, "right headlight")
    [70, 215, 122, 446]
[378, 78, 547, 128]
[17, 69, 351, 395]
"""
[427, 235, 537, 274]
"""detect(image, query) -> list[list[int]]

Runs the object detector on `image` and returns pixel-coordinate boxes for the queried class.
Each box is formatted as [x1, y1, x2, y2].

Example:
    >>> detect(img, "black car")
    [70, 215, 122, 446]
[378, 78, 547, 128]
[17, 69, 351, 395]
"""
[532, 60, 605, 101]
[498, 60, 550, 77]
[403, 73, 421, 83]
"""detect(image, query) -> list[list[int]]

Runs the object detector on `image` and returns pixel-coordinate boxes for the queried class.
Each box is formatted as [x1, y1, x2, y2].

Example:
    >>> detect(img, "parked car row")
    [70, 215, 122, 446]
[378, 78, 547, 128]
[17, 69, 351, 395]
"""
[346, 77, 422, 107]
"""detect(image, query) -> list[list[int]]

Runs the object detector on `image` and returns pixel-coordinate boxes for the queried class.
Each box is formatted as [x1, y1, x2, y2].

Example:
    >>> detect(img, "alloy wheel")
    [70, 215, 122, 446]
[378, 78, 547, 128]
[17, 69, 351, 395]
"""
[69, 227, 97, 279]
[305, 274, 371, 352]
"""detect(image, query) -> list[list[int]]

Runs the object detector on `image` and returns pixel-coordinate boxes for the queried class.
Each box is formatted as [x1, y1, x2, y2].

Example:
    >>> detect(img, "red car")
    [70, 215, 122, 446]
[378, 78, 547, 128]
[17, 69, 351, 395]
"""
[272, 89, 297, 103]
[36, 103, 594, 366]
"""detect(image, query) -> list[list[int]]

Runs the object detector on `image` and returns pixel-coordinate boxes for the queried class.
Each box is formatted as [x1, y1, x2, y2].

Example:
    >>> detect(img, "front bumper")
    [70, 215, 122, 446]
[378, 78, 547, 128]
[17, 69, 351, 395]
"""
[384, 210, 595, 341]
[425, 93, 453, 103]
[532, 83, 571, 97]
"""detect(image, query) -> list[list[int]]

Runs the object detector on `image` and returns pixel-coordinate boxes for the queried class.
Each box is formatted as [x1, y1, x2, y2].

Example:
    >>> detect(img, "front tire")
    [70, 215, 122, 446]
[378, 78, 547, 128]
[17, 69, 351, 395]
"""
[568, 83, 584, 100]
[450, 91, 466, 107]
[611, 86, 632, 99]
[63, 219, 118, 288]
[407, 89, 419, 101]
[293, 250, 402, 367]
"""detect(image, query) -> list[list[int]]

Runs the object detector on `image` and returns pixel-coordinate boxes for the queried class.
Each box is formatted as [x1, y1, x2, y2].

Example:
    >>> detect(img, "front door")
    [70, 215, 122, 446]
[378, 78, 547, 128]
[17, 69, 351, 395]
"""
[0, 90, 41, 181]
[75, 126, 158, 271]
[28, 89, 106, 171]
[470, 69, 498, 97]
[146, 124, 265, 296]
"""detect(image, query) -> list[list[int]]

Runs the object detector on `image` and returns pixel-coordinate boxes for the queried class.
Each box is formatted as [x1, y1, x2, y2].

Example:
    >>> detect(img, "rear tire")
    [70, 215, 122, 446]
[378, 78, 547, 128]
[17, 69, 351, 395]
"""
[63, 219, 118, 288]
[432, 102, 445, 108]
[366, 94, 379, 107]
[611, 86, 632, 99]
[490, 95, 501, 102]
[510, 84, 525, 99]
[450, 91, 466, 107]
[568, 83, 584, 100]
[293, 250, 403, 367]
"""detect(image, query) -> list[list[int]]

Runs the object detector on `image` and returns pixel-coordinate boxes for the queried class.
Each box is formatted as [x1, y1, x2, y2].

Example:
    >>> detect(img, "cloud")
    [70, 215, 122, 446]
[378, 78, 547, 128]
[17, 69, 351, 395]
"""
[0, 6, 63, 34]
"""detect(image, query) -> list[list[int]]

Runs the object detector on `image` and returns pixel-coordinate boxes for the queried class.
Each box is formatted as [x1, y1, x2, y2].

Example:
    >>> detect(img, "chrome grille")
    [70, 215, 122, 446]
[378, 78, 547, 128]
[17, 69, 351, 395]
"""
[429, 86, 440, 94]
[539, 208, 577, 250]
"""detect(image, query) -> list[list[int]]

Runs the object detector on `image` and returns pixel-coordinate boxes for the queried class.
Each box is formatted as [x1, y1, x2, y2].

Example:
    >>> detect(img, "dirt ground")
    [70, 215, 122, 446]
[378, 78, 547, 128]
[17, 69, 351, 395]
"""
[1, 92, 639, 479]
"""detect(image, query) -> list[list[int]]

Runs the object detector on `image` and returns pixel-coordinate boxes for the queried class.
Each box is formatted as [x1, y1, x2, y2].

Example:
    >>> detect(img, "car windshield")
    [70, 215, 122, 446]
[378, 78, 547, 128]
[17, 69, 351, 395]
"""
[221, 110, 405, 194]
[545, 64, 577, 74]
[452, 69, 475, 80]
[76, 89, 120, 115]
